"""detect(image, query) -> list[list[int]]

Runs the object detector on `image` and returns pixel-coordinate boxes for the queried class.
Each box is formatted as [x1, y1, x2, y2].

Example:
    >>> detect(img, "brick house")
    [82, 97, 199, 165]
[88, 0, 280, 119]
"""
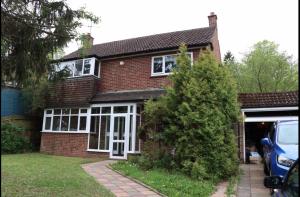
[39, 12, 299, 162]
[40, 12, 221, 159]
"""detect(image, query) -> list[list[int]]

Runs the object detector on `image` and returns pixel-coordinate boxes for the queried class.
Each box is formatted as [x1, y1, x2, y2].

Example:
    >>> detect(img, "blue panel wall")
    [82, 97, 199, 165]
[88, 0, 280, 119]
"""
[1, 87, 25, 117]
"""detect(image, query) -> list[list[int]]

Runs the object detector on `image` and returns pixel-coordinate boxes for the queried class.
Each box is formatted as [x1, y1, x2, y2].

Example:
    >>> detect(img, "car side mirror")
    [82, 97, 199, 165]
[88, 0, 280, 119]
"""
[264, 176, 283, 189]
[261, 138, 270, 146]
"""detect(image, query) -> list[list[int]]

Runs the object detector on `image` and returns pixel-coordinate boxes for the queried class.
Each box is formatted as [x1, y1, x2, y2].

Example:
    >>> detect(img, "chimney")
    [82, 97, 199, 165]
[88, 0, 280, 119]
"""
[82, 33, 94, 47]
[208, 12, 217, 28]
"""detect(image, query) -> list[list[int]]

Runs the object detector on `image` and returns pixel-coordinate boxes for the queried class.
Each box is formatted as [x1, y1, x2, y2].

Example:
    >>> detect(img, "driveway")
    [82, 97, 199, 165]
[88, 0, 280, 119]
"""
[237, 163, 270, 197]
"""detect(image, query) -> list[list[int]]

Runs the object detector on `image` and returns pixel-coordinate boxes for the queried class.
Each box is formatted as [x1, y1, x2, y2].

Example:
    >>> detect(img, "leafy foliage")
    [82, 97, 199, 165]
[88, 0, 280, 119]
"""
[141, 44, 240, 180]
[1, 123, 31, 153]
[225, 41, 298, 93]
[1, 0, 99, 86]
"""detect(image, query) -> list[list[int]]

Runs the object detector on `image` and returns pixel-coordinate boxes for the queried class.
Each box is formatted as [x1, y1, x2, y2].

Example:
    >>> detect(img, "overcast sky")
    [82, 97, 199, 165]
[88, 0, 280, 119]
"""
[65, 0, 298, 62]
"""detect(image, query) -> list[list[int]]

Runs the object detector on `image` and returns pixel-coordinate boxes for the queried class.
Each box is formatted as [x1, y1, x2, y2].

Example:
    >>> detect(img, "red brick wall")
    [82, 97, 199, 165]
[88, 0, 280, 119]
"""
[98, 49, 201, 92]
[211, 29, 221, 63]
[47, 75, 99, 108]
[40, 133, 108, 158]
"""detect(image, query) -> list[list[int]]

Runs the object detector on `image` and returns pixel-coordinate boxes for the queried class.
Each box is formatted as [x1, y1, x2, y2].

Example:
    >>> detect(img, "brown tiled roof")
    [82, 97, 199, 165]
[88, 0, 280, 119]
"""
[91, 89, 166, 103]
[63, 27, 215, 60]
[238, 91, 298, 108]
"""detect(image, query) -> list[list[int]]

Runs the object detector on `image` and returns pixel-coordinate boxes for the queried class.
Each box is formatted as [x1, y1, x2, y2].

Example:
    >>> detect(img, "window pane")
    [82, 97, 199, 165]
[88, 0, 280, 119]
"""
[80, 109, 87, 114]
[102, 107, 111, 114]
[46, 110, 52, 114]
[94, 60, 100, 77]
[45, 117, 51, 130]
[70, 116, 78, 131]
[83, 59, 91, 74]
[100, 116, 110, 150]
[62, 109, 70, 114]
[53, 116, 60, 131]
[153, 57, 163, 73]
[71, 109, 79, 114]
[92, 107, 100, 114]
[79, 116, 87, 130]
[113, 106, 128, 113]
[89, 116, 100, 149]
[74, 60, 83, 76]
[61, 116, 69, 131]
[165, 55, 176, 73]
[64, 63, 74, 77]
[54, 109, 61, 115]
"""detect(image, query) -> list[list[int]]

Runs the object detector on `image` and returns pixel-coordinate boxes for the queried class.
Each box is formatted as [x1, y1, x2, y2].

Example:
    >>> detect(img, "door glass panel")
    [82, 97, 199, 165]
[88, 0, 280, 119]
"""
[100, 116, 110, 150]
[112, 142, 125, 157]
[129, 115, 133, 151]
[89, 116, 100, 149]
[114, 116, 125, 140]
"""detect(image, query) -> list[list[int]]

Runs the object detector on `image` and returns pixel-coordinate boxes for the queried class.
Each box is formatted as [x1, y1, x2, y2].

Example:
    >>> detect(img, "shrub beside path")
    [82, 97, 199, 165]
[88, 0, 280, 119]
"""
[82, 160, 161, 197]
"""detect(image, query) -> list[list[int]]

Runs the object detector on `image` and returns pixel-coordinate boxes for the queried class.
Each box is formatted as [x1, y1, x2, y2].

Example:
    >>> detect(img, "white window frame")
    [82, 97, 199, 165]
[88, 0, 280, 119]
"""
[55, 57, 100, 78]
[151, 52, 193, 76]
[42, 108, 89, 133]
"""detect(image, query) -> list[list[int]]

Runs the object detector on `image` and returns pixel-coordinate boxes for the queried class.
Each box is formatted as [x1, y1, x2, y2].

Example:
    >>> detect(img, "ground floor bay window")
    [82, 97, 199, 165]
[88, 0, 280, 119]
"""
[42, 103, 142, 159]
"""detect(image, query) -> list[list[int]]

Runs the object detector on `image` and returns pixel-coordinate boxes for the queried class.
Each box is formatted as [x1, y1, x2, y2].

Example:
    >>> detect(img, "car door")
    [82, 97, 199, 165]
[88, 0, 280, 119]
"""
[264, 124, 275, 167]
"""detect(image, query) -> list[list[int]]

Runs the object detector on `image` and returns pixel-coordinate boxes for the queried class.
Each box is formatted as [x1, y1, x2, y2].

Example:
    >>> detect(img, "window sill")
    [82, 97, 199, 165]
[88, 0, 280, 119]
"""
[41, 131, 89, 134]
[150, 73, 170, 77]
[87, 149, 110, 153]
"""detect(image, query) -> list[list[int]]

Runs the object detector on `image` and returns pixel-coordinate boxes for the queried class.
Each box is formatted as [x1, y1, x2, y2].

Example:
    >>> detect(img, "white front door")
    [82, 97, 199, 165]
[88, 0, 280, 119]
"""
[109, 114, 129, 159]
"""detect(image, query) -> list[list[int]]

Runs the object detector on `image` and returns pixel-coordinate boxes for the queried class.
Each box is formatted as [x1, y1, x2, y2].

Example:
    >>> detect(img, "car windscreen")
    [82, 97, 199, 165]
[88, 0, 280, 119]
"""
[278, 123, 298, 145]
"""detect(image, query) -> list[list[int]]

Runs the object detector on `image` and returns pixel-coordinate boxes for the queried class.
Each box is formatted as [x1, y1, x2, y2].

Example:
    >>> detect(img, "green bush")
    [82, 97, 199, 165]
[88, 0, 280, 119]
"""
[142, 45, 240, 180]
[1, 123, 32, 153]
[137, 155, 154, 170]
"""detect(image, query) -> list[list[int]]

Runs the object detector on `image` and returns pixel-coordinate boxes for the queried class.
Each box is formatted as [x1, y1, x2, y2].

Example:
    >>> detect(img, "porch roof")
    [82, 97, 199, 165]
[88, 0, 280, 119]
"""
[91, 89, 298, 109]
[90, 89, 166, 103]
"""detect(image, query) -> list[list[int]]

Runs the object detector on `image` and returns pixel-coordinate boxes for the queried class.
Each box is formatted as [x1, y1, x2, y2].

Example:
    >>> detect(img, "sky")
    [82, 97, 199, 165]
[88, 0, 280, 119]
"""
[64, 0, 299, 62]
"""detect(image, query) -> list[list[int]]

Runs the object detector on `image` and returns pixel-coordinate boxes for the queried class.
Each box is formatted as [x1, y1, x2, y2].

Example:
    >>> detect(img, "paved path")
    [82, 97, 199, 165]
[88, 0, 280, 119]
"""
[237, 163, 270, 197]
[82, 160, 161, 197]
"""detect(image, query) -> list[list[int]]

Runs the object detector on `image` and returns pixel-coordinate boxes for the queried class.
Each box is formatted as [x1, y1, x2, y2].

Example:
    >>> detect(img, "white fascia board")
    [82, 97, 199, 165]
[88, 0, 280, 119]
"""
[241, 106, 298, 112]
[244, 116, 298, 122]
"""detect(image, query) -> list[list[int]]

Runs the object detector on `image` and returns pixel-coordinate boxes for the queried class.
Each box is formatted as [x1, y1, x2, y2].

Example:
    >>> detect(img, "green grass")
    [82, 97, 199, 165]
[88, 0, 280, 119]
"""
[111, 161, 215, 197]
[1, 153, 114, 197]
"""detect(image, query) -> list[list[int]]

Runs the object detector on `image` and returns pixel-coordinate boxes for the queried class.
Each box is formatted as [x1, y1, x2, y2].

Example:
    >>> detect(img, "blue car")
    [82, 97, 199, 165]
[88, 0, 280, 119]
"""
[264, 159, 298, 197]
[261, 120, 298, 177]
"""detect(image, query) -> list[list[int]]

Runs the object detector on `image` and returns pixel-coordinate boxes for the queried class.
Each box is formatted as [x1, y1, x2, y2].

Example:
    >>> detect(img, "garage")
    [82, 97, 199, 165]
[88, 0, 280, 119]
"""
[237, 91, 298, 163]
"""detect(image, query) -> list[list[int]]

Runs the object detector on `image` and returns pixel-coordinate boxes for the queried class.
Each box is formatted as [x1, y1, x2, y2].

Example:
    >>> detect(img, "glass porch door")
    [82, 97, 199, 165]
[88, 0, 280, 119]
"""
[109, 115, 129, 159]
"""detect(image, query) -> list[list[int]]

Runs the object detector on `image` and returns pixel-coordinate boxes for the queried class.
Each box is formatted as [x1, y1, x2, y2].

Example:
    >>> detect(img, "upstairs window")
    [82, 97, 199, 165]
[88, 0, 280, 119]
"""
[151, 53, 192, 76]
[56, 57, 100, 78]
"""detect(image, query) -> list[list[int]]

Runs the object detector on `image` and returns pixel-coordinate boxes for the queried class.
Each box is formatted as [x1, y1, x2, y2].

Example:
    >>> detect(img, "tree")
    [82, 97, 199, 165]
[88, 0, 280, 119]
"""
[226, 40, 298, 93]
[1, 0, 99, 86]
[142, 44, 240, 180]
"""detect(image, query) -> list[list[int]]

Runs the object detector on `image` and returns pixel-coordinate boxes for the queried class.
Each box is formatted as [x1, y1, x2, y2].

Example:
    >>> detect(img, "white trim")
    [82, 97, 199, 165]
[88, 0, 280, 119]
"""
[41, 131, 89, 134]
[244, 116, 298, 122]
[241, 106, 298, 112]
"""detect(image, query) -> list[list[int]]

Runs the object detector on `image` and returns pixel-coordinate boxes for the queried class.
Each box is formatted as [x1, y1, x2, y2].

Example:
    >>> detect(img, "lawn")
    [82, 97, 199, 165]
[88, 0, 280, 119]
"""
[1, 153, 114, 197]
[111, 161, 215, 197]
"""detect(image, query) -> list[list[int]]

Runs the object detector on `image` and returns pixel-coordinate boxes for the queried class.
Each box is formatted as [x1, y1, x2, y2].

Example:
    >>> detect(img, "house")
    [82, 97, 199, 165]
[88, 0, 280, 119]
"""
[39, 12, 299, 162]
[40, 12, 221, 159]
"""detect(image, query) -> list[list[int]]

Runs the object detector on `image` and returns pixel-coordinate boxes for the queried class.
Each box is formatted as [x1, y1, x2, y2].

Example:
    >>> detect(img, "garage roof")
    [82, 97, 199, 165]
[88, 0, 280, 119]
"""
[238, 91, 298, 108]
